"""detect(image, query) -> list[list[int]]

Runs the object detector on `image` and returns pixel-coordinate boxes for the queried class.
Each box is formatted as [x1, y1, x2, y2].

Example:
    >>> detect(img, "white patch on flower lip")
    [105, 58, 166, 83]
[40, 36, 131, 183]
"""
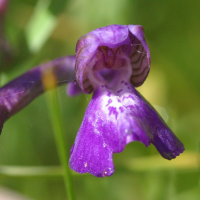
[85, 45, 142, 135]
[98, 81, 138, 122]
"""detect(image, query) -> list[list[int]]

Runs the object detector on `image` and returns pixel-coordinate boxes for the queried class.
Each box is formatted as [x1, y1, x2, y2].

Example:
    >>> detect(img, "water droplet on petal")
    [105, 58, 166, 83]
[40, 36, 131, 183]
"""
[103, 170, 107, 177]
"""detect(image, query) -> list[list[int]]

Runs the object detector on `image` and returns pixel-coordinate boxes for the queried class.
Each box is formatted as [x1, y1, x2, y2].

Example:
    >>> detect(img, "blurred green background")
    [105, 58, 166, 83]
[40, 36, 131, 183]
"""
[0, 0, 200, 199]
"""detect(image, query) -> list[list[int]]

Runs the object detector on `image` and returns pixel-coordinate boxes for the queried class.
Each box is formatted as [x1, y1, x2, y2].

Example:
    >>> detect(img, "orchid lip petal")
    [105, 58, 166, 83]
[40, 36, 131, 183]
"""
[69, 81, 184, 177]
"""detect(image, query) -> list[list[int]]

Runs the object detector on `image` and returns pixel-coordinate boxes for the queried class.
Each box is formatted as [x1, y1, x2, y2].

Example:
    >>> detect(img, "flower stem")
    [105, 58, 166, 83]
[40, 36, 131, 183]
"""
[46, 88, 75, 200]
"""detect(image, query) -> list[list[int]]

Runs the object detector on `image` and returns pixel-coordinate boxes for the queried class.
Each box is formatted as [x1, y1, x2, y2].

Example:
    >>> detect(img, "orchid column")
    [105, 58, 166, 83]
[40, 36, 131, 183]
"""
[69, 25, 184, 177]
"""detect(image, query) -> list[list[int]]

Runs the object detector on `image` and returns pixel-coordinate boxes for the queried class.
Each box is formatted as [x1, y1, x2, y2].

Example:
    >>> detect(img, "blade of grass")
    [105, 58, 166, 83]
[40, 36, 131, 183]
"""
[43, 68, 75, 200]
[25, 0, 57, 53]
[46, 88, 75, 200]
[0, 152, 198, 178]
[0, 166, 62, 177]
[0, 165, 84, 177]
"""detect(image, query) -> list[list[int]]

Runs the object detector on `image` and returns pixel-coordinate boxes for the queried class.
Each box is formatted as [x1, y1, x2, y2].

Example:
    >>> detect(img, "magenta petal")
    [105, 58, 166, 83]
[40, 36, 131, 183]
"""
[69, 91, 116, 177]
[133, 89, 185, 160]
[69, 84, 184, 177]
[150, 125, 184, 159]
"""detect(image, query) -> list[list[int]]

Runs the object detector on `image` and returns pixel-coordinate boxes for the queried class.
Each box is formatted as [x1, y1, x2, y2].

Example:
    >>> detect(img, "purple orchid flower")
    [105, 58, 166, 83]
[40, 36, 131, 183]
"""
[69, 25, 184, 177]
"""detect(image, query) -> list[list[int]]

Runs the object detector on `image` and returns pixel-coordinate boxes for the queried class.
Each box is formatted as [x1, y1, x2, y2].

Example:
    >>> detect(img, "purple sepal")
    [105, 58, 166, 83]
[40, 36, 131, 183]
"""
[67, 81, 83, 96]
[69, 83, 184, 177]
[0, 56, 76, 134]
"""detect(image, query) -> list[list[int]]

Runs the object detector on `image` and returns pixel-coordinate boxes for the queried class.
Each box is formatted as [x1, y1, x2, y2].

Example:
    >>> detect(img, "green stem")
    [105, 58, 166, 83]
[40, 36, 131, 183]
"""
[46, 88, 75, 200]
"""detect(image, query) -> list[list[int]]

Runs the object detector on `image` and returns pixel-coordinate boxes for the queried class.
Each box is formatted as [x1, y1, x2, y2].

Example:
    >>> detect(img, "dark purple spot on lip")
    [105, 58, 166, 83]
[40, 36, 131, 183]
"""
[128, 87, 130, 89]
[106, 99, 112, 107]
[121, 80, 124, 83]
[108, 106, 118, 119]
[119, 106, 124, 113]
[101, 85, 104, 87]
[125, 105, 134, 110]
[122, 94, 135, 101]
[117, 89, 123, 93]
[107, 91, 111, 97]
[125, 82, 128, 85]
